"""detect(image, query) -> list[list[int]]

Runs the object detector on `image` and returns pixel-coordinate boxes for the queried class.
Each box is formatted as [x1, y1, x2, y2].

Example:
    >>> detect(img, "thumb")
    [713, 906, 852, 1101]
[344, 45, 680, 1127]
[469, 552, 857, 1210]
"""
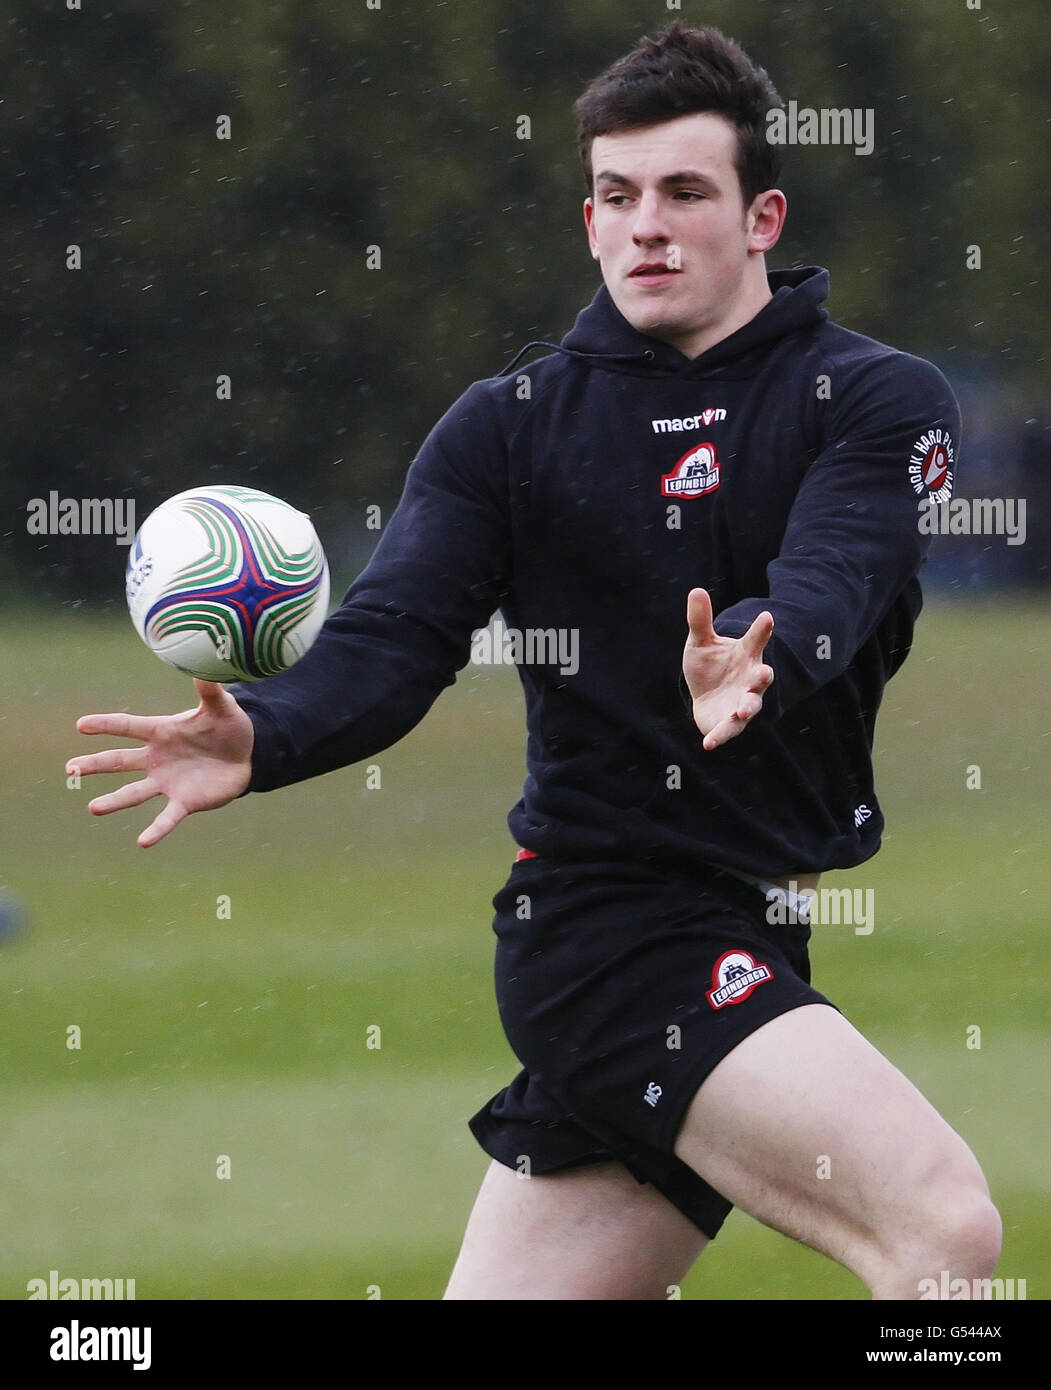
[685, 587, 716, 647]
[193, 678, 230, 707]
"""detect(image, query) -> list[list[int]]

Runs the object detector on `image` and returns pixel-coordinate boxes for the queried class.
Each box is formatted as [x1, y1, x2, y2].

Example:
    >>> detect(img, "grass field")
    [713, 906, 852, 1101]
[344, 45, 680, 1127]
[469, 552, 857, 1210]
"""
[0, 595, 1047, 1300]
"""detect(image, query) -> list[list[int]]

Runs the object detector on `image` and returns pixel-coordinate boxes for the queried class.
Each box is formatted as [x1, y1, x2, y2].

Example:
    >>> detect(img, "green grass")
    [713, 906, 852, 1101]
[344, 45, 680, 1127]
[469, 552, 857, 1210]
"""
[0, 597, 1047, 1299]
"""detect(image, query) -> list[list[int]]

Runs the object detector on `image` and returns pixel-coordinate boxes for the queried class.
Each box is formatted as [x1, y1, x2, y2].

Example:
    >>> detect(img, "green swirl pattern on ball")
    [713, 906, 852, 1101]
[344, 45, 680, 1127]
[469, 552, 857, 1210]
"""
[145, 489, 325, 680]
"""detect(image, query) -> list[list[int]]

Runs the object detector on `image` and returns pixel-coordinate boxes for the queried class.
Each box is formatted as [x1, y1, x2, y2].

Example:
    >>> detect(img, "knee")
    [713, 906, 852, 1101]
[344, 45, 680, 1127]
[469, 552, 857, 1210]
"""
[874, 1175, 1002, 1299]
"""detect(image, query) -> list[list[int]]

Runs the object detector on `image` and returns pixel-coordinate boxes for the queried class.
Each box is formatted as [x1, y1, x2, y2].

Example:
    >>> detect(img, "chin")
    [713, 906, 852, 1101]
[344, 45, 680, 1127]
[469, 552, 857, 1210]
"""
[616, 296, 660, 329]
[629, 307, 680, 337]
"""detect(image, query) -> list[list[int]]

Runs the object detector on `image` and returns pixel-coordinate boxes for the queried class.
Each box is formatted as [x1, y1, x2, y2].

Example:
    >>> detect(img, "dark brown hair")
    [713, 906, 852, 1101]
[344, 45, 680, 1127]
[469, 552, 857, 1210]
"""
[573, 22, 783, 208]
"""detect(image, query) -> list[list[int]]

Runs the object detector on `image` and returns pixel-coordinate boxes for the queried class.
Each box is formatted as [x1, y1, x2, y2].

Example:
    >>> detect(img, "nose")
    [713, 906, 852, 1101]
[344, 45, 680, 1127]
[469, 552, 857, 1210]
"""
[632, 189, 670, 246]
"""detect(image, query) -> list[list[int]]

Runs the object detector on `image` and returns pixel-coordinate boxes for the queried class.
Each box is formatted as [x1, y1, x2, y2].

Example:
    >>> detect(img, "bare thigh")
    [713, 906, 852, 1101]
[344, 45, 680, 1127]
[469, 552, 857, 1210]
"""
[673, 1003, 995, 1292]
[443, 1158, 708, 1300]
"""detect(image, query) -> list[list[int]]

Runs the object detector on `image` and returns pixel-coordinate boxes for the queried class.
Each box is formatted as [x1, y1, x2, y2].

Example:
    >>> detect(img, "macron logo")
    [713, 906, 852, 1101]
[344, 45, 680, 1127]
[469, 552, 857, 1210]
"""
[652, 408, 727, 434]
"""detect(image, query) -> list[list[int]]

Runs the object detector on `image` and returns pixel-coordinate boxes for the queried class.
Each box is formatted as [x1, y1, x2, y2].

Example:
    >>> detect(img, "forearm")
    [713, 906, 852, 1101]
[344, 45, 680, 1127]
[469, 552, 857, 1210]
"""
[229, 379, 512, 791]
[230, 597, 464, 792]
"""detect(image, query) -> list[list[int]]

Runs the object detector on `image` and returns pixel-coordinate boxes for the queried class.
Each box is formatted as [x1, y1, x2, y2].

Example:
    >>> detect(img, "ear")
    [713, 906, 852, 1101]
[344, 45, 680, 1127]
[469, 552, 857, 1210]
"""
[583, 196, 600, 261]
[746, 189, 787, 254]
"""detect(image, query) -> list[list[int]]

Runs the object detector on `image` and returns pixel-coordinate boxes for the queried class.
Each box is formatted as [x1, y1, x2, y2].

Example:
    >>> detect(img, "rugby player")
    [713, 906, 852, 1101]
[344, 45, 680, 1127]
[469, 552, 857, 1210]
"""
[69, 23, 1001, 1300]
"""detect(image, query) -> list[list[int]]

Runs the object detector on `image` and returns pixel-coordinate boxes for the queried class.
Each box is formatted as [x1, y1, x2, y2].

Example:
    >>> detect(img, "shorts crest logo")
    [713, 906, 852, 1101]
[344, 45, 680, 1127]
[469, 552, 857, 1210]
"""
[908, 427, 955, 503]
[661, 442, 721, 498]
[706, 950, 774, 1009]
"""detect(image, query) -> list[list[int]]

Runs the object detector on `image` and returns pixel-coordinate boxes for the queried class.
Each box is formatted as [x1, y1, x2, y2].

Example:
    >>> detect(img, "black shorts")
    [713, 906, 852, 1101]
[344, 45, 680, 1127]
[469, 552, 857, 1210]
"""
[468, 854, 837, 1240]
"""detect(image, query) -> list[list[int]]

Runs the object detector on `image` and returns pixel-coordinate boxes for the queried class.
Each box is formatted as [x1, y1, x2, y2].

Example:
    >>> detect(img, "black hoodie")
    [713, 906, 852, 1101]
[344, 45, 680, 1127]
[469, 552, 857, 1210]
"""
[230, 267, 961, 877]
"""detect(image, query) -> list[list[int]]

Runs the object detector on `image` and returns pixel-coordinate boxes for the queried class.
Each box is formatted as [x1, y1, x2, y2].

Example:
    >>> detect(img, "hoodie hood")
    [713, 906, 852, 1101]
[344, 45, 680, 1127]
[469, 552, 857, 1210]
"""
[501, 266, 829, 382]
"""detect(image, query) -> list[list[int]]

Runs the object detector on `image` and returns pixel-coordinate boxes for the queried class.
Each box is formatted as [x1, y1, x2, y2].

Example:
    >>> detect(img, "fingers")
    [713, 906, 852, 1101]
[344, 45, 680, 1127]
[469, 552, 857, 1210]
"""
[702, 716, 747, 752]
[701, 691, 768, 751]
[66, 747, 148, 779]
[87, 778, 159, 816]
[750, 664, 775, 695]
[76, 712, 156, 740]
[138, 800, 188, 849]
[685, 587, 717, 647]
[687, 593, 774, 658]
[735, 690, 765, 722]
[742, 610, 775, 657]
[76, 764, 189, 847]
[701, 719, 732, 751]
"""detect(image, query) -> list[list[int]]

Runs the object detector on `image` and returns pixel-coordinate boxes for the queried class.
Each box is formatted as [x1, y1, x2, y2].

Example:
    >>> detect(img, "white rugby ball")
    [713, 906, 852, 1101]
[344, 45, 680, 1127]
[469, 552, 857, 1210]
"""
[125, 485, 329, 682]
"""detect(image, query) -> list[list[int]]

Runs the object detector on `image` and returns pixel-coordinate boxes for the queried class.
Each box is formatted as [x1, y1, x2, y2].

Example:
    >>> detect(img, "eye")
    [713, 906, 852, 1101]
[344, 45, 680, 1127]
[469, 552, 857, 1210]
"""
[604, 194, 630, 206]
[674, 191, 706, 201]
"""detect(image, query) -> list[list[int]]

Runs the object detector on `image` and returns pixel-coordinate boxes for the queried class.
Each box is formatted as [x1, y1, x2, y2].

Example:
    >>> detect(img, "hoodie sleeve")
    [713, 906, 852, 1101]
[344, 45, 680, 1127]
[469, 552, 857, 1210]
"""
[228, 379, 511, 792]
[710, 351, 960, 720]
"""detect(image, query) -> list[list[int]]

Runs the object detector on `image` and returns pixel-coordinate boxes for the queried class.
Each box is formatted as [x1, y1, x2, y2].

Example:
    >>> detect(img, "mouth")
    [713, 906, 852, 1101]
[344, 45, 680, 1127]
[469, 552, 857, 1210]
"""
[629, 264, 682, 283]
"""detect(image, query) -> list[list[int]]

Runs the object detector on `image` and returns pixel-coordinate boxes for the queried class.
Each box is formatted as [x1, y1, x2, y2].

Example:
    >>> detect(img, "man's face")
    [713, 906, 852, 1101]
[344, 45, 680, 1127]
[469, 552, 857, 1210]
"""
[583, 113, 782, 356]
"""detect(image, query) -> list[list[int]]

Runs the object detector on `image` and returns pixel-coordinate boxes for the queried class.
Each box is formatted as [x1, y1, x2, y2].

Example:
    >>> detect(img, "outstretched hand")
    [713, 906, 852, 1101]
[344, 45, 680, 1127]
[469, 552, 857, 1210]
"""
[682, 588, 774, 750]
[67, 679, 255, 848]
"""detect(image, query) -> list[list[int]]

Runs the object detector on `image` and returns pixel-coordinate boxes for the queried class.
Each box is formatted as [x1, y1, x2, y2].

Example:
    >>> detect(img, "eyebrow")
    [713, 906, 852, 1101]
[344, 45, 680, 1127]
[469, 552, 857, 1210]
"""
[594, 169, 720, 190]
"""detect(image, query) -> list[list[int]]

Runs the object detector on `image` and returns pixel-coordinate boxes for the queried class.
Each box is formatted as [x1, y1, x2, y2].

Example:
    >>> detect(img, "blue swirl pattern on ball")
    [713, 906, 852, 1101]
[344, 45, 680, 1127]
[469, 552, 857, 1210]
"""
[141, 488, 325, 680]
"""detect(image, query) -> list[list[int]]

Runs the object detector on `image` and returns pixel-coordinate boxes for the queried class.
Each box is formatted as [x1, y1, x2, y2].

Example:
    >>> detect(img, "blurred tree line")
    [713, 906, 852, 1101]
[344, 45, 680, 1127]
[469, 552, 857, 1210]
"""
[1, 0, 1047, 600]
